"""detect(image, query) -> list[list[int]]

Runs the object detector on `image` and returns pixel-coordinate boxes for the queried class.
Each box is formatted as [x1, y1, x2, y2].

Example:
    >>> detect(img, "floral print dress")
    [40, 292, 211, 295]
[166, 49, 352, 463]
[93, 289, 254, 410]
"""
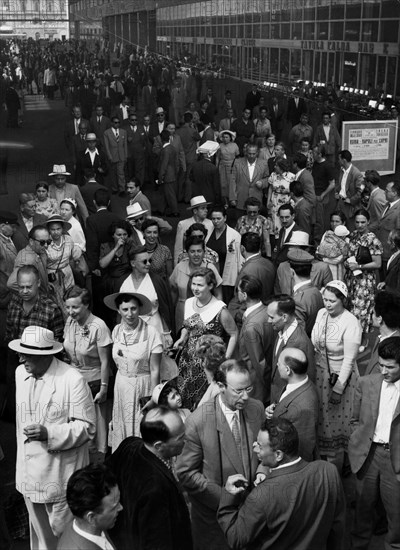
[267, 171, 295, 239]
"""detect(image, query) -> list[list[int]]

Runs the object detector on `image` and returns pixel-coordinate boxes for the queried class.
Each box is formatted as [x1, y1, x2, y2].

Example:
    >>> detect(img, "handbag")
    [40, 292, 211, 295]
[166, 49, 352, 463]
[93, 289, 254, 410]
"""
[88, 376, 114, 400]
[356, 245, 372, 265]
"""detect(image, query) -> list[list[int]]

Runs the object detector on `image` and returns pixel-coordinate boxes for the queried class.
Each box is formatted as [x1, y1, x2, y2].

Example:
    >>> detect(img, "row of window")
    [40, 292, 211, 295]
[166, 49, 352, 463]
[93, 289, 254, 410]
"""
[0, 1, 66, 12]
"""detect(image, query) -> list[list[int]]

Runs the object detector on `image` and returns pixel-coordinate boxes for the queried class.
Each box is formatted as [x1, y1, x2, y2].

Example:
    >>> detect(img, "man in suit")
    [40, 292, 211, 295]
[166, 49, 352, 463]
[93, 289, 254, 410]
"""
[313, 112, 341, 166]
[171, 79, 186, 126]
[268, 96, 285, 140]
[177, 111, 202, 202]
[218, 107, 236, 132]
[218, 418, 345, 550]
[245, 84, 261, 115]
[229, 144, 269, 213]
[122, 111, 147, 184]
[64, 81, 78, 111]
[202, 87, 218, 123]
[365, 289, 400, 376]
[64, 105, 89, 156]
[98, 77, 117, 117]
[191, 148, 221, 205]
[10, 325, 95, 550]
[369, 181, 400, 276]
[336, 149, 364, 230]
[363, 169, 386, 228]
[103, 116, 128, 196]
[174, 196, 214, 264]
[275, 230, 333, 294]
[89, 104, 111, 147]
[267, 294, 315, 402]
[148, 107, 168, 144]
[75, 133, 108, 186]
[13, 193, 48, 251]
[288, 113, 313, 156]
[177, 360, 265, 550]
[348, 336, 400, 550]
[78, 78, 96, 120]
[111, 95, 131, 123]
[292, 153, 316, 213]
[141, 78, 157, 119]
[265, 348, 319, 461]
[58, 464, 121, 550]
[108, 408, 192, 550]
[288, 248, 324, 336]
[290, 179, 313, 234]
[273, 204, 300, 265]
[231, 108, 255, 156]
[220, 89, 235, 118]
[158, 129, 179, 217]
[71, 121, 91, 170]
[48, 166, 89, 223]
[80, 173, 108, 215]
[287, 88, 307, 127]
[237, 276, 274, 404]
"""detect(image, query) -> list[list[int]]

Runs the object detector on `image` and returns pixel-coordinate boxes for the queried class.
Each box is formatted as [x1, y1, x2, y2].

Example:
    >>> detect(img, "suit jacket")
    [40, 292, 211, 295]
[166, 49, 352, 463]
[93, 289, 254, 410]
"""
[176, 396, 265, 550]
[229, 157, 269, 210]
[313, 124, 341, 156]
[218, 459, 345, 550]
[203, 94, 218, 122]
[275, 258, 333, 294]
[108, 437, 192, 550]
[89, 114, 111, 144]
[268, 101, 286, 135]
[57, 522, 116, 550]
[336, 164, 364, 218]
[64, 117, 89, 152]
[48, 183, 89, 223]
[385, 253, 400, 292]
[15, 358, 95, 502]
[239, 304, 274, 404]
[271, 323, 316, 402]
[75, 149, 108, 185]
[158, 143, 178, 183]
[293, 282, 324, 336]
[287, 96, 307, 126]
[348, 373, 400, 480]
[273, 223, 300, 265]
[294, 198, 313, 233]
[80, 182, 108, 214]
[148, 120, 167, 143]
[12, 212, 48, 251]
[85, 209, 122, 271]
[273, 379, 319, 461]
[191, 158, 220, 205]
[366, 187, 386, 228]
[369, 200, 400, 260]
[206, 225, 242, 286]
[365, 330, 400, 375]
[297, 168, 316, 207]
[103, 127, 128, 163]
[174, 216, 214, 265]
[141, 85, 157, 112]
[176, 125, 201, 164]
[122, 122, 147, 156]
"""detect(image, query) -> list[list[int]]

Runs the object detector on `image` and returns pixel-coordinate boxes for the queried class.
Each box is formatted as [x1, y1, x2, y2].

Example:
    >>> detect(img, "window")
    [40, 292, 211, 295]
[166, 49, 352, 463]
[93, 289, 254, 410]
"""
[380, 20, 399, 42]
[344, 21, 360, 41]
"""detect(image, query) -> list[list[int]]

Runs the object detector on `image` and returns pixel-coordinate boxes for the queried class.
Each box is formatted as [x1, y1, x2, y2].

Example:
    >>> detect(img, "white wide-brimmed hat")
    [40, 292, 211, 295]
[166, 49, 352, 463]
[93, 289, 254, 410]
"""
[196, 140, 220, 157]
[283, 231, 310, 247]
[85, 133, 97, 141]
[9, 326, 63, 355]
[220, 130, 236, 140]
[187, 195, 211, 210]
[103, 292, 152, 315]
[126, 203, 148, 219]
[155, 107, 165, 114]
[48, 164, 71, 176]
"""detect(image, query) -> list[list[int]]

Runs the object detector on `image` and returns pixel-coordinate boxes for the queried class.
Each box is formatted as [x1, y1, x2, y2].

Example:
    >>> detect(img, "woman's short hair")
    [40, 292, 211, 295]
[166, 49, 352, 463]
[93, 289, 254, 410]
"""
[141, 218, 160, 233]
[331, 210, 347, 224]
[64, 285, 91, 305]
[353, 208, 370, 221]
[35, 181, 49, 191]
[127, 244, 148, 262]
[185, 235, 205, 252]
[185, 222, 207, 239]
[189, 267, 217, 288]
[275, 157, 291, 173]
[210, 205, 227, 217]
[109, 220, 132, 238]
[196, 334, 226, 380]
[114, 293, 141, 309]
[244, 197, 261, 208]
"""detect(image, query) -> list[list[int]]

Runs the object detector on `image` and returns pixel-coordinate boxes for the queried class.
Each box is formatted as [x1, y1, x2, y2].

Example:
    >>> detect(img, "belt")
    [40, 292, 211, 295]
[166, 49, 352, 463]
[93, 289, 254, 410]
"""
[373, 442, 390, 451]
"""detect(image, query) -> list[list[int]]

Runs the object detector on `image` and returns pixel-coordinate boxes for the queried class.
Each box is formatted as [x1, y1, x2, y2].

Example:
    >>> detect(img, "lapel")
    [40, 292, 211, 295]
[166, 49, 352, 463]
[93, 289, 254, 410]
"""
[215, 398, 245, 475]
[37, 359, 57, 424]
[346, 166, 354, 194]
[277, 380, 310, 411]
[17, 214, 29, 238]
[369, 375, 383, 425]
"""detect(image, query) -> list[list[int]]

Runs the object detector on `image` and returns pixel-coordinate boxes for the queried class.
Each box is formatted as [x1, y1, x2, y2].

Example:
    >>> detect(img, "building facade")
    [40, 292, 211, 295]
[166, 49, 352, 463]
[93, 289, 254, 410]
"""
[155, 0, 400, 96]
[0, 0, 69, 39]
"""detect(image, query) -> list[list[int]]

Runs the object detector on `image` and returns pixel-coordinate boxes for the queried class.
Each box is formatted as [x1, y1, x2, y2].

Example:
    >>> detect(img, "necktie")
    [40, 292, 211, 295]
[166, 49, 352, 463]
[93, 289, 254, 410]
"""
[274, 105, 278, 114]
[383, 202, 391, 216]
[98, 117, 101, 124]
[231, 414, 241, 454]
[115, 131, 119, 142]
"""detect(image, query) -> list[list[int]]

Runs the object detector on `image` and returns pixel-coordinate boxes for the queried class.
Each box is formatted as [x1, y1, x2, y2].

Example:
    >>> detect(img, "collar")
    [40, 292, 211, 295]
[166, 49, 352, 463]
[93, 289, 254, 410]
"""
[73, 520, 110, 548]
[85, 147, 99, 155]
[370, 187, 379, 195]
[244, 301, 262, 318]
[0, 232, 14, 244]
[23, 357, 53, 382]
[163, 142, 170, 148]
[389, 198, 400, 208]
[247, 160, 256, 167]
[219, 394, 239, 418]
[284, 221, 295, 235]
[296, 168, 305, 179]
[244, 252, 261, 263]
[341, 164, 352, 174]
[281, 376, 308, 395]
[293, 279, 311, 293]
[271, 456, 302, 471]
[278, 318, 298, 343]
[97, 206, 108, 212]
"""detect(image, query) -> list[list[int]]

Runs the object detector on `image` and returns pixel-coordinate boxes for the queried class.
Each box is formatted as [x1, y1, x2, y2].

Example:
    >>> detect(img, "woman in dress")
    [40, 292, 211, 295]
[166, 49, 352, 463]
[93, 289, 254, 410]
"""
[63, 286, 113, 456]
[170, 235, 222, 332]
[173, 268, 238, 409]
[99, 220, 134, 295]
[206, 205, 242, 304]
[258, 133, 276, 162]
[141, 218, 173, 281]
[60, 198, 86, 252]
[176, 222, 219, 266]
[267, 157, 295, 241]
[344, 209, 383, 345]
[216, 130, 239, 207]
[235, 197, 271, 257]
[104, 292, 162, 451]
[311, 281, 362, 471]
[299, 137, 314, 170]
[195, 334, 226, 407]
[46, 214, 82, 319]
[34, 181, 59, 218]
[317, 211, 349, 280]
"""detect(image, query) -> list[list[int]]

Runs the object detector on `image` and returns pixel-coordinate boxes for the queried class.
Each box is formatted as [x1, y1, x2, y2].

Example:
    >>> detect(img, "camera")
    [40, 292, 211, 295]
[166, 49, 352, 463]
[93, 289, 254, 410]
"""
[48, 272, 57, 283]
[329, 373, 339, 387]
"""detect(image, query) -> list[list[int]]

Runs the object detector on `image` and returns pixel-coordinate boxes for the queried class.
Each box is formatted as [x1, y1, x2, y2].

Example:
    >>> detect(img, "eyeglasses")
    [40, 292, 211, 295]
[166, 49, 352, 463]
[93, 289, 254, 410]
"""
[140, 259, 152, 265]
[112, 120, 120, 124]
[226, 383, 253, 396]
[32, 238, 52, 246]
[130, 118, 138, 122]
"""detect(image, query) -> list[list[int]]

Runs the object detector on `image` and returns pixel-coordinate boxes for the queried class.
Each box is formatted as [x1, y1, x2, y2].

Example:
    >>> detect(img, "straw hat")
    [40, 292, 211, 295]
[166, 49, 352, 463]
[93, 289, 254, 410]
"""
[8, 326, 63, 355]
[46, 214, 72, 232]
[283, 231, 310, 247]
[126, 203, 148, 219]
[103, 292, 152, 315]
[48, 164, 70, 176]
[187, 195, 211, 210]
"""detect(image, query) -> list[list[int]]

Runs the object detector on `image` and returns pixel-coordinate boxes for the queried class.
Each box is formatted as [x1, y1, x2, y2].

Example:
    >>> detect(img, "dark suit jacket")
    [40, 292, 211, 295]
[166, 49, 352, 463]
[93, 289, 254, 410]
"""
[89, 114, 111, 143]
[369, 200, 400, 261]
[13, 212, 48, 251]
[275, 258, 333, 294]
[294, 198, 313, 233]
[385, 253, 400, 292]
[274, 223, 300, 265]
[293, 282, 324, 336]
[287, 96, 307, 126]
[177, 396, 265, 550]
[239, 304, 274, 404]
[191, 158, 221, 205]
[108, 437, 193, 550]
[268, 102, 286, 136]
[273, 379, 319, 462]
[75, 149, 108, 185]
[141, 85, 157, 113]
[271, 323, 316, 402]
[122, 122, 147, 156]
[349, 373, 400, 480]
[148, 120, 167, 143]
[85, 209, 122, 271]
[336, 164, 364, 219]
[57, 522, 116, 550]
[313, 124, 341, 156]
[218, 459, 345, 550]
[158, 144, 177, 183]
[64, 117, 89, 152]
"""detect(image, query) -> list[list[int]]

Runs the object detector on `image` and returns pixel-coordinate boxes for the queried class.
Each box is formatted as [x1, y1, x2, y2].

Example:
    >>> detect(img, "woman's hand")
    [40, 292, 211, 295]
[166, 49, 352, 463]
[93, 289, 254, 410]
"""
[94, 387, 108, 404]
[173, 337, 186, 350]
[163, 333, 174, 350]
[114, 237, 125, 250]
[329, 391, 342, 405]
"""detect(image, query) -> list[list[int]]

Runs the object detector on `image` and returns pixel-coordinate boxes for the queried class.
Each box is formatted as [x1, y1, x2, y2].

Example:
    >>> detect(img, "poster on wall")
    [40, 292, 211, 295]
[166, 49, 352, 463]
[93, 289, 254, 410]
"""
[342, 120, 398, 175]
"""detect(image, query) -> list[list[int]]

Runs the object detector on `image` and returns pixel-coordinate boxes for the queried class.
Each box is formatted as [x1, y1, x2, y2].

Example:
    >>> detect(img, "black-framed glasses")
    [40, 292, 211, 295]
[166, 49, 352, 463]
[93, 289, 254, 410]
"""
[130, 118, 138, 122]
[32, 238, 52, 246]
[141, 258, 152, 265]
[226, 383, 253, 396]
[112, 120, 120, 124]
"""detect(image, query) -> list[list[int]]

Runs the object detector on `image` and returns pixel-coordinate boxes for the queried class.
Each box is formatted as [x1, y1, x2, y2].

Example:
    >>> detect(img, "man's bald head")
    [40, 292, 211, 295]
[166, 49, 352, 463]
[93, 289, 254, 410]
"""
[140, 406, 185, 459]
[279, 348, 308, 377]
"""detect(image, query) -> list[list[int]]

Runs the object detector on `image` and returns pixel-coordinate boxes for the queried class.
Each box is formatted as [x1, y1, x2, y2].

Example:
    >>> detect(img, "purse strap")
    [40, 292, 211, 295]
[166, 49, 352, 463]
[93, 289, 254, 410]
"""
[324, 313, 333, 378]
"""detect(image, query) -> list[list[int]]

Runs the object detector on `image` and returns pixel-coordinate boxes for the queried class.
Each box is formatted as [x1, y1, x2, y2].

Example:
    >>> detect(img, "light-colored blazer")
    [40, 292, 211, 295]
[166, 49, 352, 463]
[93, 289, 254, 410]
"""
[369, 200, 400, 260]
[103, 127, 128, 163]
[367, 187, 386, 228]
[15, 358, 96, 502]
[207, 225, 243, 287]
[229, 157, 269, 210]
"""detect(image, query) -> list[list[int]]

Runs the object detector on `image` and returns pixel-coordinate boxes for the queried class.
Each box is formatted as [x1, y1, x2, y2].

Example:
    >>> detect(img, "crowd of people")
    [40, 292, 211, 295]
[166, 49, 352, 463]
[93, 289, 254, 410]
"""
[0, 38, 400, 550]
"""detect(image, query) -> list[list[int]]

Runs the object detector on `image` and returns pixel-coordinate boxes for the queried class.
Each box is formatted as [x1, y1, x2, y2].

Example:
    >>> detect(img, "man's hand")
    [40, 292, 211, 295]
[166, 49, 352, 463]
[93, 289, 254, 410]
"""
[225, 474, 249, 495]
[229, 201, 237, 208]
[265, 403, 276, 420]
[329, 391, 342, 405]
[23, 424, 48, 441]
[254, 472, 267, 487]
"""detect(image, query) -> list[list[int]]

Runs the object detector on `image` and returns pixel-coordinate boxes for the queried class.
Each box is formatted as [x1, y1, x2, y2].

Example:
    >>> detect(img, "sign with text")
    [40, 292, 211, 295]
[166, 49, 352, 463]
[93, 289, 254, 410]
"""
[342, 120, 398, 175]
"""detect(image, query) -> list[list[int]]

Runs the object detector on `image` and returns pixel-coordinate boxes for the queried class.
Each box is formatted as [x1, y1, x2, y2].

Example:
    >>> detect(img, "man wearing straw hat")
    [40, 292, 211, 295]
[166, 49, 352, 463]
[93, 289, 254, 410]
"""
[75, 132, 108, 186]
[48, 165, 89, 224]
[9, 325, 95, 550]
[192, 140, 221, 206]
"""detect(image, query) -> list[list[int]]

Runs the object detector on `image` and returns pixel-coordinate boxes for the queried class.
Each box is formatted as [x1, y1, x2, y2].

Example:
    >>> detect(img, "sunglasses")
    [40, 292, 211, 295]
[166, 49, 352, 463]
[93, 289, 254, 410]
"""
[33, 238, 52, 246]
[130, 119, 138, 122]
[112, 120, 120, 124]
[140, 259, 152, 264]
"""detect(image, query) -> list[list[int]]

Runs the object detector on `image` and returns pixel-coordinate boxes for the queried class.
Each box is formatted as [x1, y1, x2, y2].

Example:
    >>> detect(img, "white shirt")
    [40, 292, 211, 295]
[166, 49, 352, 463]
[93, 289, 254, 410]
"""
[86, 148, 99, 165]
[283, 221, 295, 243]
[120, 105, 129, 119]
[295, 168, 305, 181]
[293, 279, 311, 293]
[243, 301, 262, 319]
[113, 128, 119, 138]
[279, 376, 308, 402]
[73, 520, 114, 550]
[323, 124, 330, 141]
[74, 118, 81, 134]
[275, 318, 298, 357]
[339, 165, 352, 199]
[247, 161, 256, 181]
[387, 198, 400, 210]
[158, 121, 164, 133]
[219, 395, 241, 432]
[22, 215, 33, 233]
[271, 456, 302, 471]
[373, 380, 400, 444]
